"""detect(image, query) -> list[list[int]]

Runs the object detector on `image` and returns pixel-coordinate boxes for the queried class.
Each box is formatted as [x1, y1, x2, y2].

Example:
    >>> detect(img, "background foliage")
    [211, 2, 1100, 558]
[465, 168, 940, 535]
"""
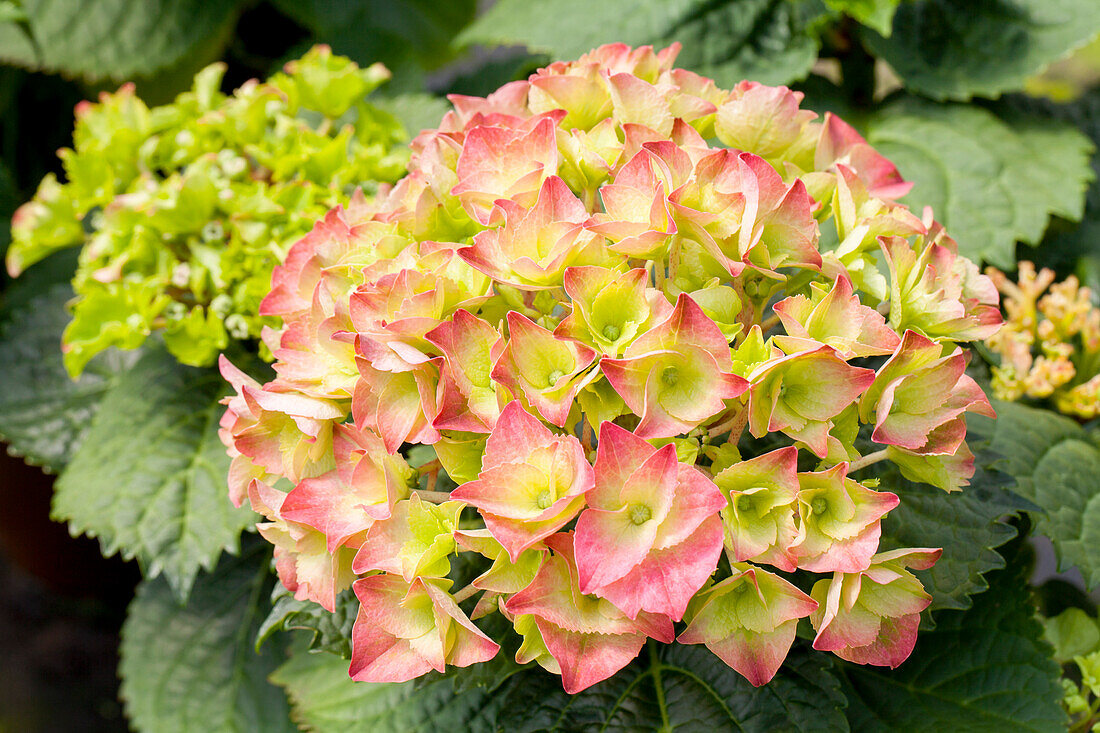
[2, 0, 1100, 731]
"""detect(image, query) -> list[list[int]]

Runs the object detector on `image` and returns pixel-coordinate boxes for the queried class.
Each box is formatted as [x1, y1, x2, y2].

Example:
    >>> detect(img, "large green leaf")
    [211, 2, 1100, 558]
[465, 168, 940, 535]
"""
[837, 551, 1067, 732]
[257, 587, 358, 659]
[824, 0, 899, 35]
[863, 97, 1094, 267]
[870, 448, 1026, 613]
[52, 345, 253, 598]
[0, 281, 136, 472]
[977, 401, 1100, 590]
[271, 650, 504, 733]
[0, 0, 242, 82]
[459, 0, 827, 87]
[272, 641, 848, 732]
[863, 0, 1100, 101]
[495, 644, 848, 733]
[272, 0, 476, 85]
[996, 90, 1100, 290]
[120, 544, 295, 733]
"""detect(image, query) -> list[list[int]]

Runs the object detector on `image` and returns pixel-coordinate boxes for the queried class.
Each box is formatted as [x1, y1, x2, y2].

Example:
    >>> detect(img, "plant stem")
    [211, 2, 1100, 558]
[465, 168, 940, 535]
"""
[758, 313, 781, 333]
[452, 582, 480, 603]
[412, 489, 453, 503]
[848, 448, 889, 472]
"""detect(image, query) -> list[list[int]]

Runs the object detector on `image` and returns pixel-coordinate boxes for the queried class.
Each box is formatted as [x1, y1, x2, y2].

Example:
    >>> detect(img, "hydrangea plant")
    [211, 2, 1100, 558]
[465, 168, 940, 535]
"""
[985, 261, 1100, 418]
[5, 45, 409, 374]
[219, 44, 1001, 693]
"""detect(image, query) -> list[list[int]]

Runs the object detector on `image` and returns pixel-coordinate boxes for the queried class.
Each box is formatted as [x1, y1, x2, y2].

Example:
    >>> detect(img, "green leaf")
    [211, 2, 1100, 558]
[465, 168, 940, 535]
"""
[0, 281, 137, 473]
[837, 550, 1067, 732]
[274, 641, 847, 732]
[460, 0, 827, 87]
[52, 344, 253, 599]
[273, 0, 476, 81]
[863, 96, 1094, 266]
[863, 0, 1100, 101]
[120, 543, 295, 733]
[492, 644, 848, 732]
[977, 401, 1100, 590]
[869, 447, 1027, 613]
[257, 587, 358, 659]
[1043, 607, 1100, 662]
[824, 0, 898, 35]
[271, 649, 505, 732]
[997, 90, 1100, 292]
[0, 0, 243, 82]
[374, 93, 453, 138]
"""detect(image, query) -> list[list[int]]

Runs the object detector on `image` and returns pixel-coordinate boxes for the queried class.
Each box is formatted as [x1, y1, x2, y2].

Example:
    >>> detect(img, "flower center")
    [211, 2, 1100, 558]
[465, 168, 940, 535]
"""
[737, 494, 755, 513]
[536, 489, 554, 510]
[602, 324, 621, 341]
[811, 497, 829, 516]
[547, 370, 564, 387]
[628, 503, 652, 525]
[661, 366, 679, 387]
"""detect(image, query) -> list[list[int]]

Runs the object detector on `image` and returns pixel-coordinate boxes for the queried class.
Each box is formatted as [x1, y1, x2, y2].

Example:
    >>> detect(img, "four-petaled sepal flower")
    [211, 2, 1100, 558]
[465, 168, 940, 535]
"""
[810, 548, 941, 667]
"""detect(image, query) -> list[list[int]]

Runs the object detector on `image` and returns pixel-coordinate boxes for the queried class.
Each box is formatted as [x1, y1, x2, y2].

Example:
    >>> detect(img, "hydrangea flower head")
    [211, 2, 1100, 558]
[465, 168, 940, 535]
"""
[220, 43, 999, 693]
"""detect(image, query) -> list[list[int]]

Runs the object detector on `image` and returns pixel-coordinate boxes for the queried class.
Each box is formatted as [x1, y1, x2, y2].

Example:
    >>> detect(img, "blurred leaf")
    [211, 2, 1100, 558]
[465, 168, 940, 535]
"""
[120, 543, 295, 733]
[863, 96, 1094, 267]
[374, 92, 452, 138]
[863, 0, 1100, 101]
[0, 0, 243, 82]
[52, 345, 253, 599]
[272, 0, 477, 86]
[838, 552, 1067, 731]
[0, 282, 136, 472]
[824, 0, 898, 35]
[460, 0, 827, 87]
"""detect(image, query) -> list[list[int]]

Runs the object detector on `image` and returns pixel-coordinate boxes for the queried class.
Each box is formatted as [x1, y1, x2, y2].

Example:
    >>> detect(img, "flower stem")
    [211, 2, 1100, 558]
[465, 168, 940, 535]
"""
[848, 448, 889, 472]
[452, 582, 480, 603]
[412, 489, 453, 503]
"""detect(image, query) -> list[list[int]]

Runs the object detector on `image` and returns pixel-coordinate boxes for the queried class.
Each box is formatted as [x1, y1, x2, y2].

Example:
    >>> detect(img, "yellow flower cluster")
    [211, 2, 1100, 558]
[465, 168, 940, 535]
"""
[986, 261, 1100, 418]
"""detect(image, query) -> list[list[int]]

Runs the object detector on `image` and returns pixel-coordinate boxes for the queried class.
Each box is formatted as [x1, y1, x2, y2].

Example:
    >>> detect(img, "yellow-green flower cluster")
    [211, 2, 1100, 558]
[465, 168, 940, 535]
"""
[6, 46, 410, 374]
[986, 261, 1100, 418]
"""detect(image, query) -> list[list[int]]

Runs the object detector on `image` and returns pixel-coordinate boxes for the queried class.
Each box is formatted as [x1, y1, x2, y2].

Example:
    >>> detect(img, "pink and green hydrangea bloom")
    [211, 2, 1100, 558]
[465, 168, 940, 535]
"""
[679, 564, 817, 686]
[505, 533, 674, 693]
[217, 43, 1001, 693]
[451, 402, 593, 560]
[811, 548, 941, 667]
[574, 422, 725, 620]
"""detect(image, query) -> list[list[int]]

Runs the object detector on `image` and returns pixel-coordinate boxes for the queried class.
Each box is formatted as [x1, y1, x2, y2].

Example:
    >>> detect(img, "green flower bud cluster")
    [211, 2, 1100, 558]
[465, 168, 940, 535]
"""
[6, 45, 410, 374]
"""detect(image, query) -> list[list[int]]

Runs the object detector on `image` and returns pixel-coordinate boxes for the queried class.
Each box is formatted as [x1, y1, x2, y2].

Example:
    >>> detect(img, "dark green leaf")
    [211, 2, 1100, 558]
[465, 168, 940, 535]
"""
[271, 649, 506, 732]
[0, 0, 242, 82]
[52, 345, 253, 599]
[257, 587, 358, 659]
[120, 543, 295, 733]
[273, 0, 476, 81]
[870, 449, 1026, 613]
[837, 550, 1067, 732]
[976, 401, 1100, 590]
[494, 643, 848, 732]
[460, 0, 827, 87]
[273, 639, 848, 732]
[0, 281, 136, 472]
[863, 96, 1094, 266]
[863, 0, 1100, 101]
